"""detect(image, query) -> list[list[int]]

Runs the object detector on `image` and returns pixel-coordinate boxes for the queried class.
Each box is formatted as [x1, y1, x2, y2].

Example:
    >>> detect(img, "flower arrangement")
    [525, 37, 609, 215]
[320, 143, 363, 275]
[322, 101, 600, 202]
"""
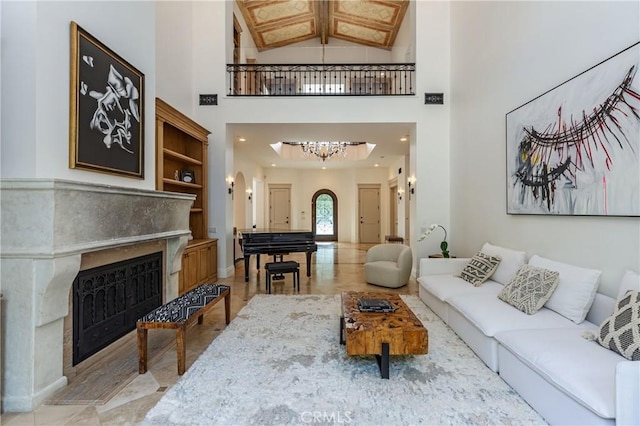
[418, 224, 450, 258]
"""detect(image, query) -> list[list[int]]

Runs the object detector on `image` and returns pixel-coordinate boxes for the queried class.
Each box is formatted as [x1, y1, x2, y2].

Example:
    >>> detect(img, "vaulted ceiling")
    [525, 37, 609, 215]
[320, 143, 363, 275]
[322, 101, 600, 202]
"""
[236, 0, 409, 51]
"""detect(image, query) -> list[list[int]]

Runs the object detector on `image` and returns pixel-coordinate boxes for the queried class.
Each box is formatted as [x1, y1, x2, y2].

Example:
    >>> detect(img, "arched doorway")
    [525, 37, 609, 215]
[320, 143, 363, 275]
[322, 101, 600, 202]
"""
[312, 189, 338, 242]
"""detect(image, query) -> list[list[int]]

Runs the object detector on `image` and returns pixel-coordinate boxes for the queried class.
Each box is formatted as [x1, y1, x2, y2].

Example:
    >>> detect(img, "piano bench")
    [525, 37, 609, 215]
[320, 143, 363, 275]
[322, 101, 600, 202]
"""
[265, 261, 300, 294]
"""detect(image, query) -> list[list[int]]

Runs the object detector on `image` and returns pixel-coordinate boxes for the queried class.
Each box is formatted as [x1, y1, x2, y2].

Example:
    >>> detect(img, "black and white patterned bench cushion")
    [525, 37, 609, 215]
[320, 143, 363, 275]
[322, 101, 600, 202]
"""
[138, 284, 229, 323]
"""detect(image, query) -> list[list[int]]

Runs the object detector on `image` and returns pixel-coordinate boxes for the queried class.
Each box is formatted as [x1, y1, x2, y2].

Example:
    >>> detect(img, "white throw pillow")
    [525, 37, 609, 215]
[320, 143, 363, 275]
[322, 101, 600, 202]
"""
[529, 255, 602, 324]
[617, 270, 640, 300]
[480, 243, 526, 286]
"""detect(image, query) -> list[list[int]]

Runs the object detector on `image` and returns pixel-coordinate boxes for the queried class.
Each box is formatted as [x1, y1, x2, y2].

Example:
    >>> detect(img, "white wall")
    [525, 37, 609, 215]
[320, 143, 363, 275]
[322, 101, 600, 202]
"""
[388, 155, 410, 239]
[156, 1, 194, 116]
[1, 1, 156, 189]
[450, 1, 640, 296]
[233, 134, 265, 228]
[412, 0, 451, 260]
[235, 150, 407, 243]
[263, 167, 392, 242]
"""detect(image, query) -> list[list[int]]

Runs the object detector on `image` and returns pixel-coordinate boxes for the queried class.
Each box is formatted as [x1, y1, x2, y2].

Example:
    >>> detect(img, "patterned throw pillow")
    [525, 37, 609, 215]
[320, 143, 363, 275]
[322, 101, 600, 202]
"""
[498, 264, 560, 315]
[596, 290, 640, 361]
[457, 251, 501, 286]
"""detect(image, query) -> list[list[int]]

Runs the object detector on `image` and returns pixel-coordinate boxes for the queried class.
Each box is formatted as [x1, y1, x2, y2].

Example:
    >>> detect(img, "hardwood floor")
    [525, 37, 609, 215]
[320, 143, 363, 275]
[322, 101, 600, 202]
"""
[1, 242, 418, 425]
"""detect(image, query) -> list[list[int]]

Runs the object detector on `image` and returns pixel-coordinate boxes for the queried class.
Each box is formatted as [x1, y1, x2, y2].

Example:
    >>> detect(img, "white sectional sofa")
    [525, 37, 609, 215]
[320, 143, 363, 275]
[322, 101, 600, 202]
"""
[417, 244, 640, 425]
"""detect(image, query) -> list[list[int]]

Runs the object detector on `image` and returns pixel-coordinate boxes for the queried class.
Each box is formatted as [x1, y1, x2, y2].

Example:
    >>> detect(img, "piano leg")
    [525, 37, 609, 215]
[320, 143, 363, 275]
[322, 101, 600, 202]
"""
[306, 252, 312, 277]
[244, 255, 250, 282]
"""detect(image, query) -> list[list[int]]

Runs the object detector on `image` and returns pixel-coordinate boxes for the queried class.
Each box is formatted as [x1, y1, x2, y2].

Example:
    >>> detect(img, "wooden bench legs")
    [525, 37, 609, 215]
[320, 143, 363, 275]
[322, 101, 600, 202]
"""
[137, 327, 148, 374]
[137, 322, 195, 376]
[137, 288, 231, 376]
[176, 325, 187, 375]
[224, 292, 230, 324]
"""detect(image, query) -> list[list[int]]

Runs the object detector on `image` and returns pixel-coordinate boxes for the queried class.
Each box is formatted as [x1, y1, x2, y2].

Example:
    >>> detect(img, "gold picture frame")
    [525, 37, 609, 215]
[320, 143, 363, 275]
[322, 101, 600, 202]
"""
[69, 21, 144, 178]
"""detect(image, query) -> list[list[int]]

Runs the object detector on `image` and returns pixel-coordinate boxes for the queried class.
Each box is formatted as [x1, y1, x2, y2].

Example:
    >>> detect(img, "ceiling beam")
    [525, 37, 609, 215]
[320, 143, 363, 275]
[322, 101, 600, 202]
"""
[319, 0, 330, 45]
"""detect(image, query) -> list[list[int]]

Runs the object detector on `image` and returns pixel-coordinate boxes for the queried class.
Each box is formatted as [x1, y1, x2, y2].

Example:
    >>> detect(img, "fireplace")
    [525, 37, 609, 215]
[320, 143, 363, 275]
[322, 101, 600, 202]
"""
[72, 252, 163, 365]
[0, 179, 196, 412]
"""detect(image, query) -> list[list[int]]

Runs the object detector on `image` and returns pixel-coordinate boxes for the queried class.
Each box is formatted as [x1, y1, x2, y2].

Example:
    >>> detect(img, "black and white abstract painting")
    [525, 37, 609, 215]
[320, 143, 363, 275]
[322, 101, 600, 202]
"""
[69, 21, 144, 178]
[506, 42, 640, 216]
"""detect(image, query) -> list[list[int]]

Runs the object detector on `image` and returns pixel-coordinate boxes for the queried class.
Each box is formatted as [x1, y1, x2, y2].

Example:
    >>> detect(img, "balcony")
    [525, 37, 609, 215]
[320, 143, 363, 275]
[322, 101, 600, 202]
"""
[226, 63, 415, 97]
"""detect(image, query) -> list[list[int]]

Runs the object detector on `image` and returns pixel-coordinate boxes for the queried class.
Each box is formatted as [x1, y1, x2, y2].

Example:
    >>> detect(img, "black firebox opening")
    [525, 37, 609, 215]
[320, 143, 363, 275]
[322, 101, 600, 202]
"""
[73, 251, 163, 365]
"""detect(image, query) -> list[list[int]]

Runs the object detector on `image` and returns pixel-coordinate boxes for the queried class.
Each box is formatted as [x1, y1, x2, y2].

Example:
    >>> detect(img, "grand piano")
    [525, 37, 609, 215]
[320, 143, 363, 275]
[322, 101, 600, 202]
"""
[238, 228, 317, 282]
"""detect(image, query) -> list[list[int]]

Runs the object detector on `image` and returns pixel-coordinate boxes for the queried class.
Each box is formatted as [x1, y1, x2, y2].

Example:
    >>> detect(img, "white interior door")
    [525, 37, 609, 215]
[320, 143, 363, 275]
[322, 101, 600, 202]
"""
[269, 185, 291, 230]
[358, 186, 380, 243]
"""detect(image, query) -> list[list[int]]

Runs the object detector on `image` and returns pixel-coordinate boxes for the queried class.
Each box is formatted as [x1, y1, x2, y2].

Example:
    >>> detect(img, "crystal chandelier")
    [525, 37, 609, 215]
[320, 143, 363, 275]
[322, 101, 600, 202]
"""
[301, 141, 348, 162]
[281, 141, 366, 162]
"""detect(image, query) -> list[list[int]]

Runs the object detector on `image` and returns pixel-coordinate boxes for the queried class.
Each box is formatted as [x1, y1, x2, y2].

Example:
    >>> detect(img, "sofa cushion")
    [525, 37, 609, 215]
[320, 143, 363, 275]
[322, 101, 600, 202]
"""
[529, 255, 601, 324]
[498, 264, 559, 314]
[617, 270, 640, 300]
[418, 274, 503, 303]
[481, 242, 526, 286]
[597, 290, 640, 361]
[457, 251, 501, 286]
[495, 327, 621, 419]
[448, 292, 578, 337]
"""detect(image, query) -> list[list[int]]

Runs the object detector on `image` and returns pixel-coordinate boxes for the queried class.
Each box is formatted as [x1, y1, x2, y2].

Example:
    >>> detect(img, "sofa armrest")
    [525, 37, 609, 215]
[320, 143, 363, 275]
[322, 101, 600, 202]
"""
[418, 258, 470, 277]
[616, 361, 640, 425]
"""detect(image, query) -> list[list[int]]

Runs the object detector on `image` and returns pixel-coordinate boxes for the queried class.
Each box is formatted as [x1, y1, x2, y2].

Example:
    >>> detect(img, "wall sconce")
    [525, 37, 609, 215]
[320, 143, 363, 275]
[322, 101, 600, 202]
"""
[407, 176, 416, 195]
[227, 177, 234, 199]
[246, 188, 253, 201]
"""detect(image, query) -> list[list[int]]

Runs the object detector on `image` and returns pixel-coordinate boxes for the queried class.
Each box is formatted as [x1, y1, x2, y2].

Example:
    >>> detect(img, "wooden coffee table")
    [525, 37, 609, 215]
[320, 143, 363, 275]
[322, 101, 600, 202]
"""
[339, 291, 428, 379]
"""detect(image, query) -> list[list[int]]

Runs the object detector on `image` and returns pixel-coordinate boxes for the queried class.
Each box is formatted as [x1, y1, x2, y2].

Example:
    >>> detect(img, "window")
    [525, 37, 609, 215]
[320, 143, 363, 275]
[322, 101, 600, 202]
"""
[316, 194, 334, 235]
[312, 190, 338, 241]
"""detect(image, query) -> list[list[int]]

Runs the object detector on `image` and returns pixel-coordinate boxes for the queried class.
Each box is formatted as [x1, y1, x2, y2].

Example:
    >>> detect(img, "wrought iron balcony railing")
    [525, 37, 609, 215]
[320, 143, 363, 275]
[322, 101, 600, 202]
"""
[226, 63, 415, 97]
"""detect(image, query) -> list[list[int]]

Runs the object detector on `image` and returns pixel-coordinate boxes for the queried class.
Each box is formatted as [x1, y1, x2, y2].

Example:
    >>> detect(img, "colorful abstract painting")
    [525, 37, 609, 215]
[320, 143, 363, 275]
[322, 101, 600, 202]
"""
[506, 42, 640, 216]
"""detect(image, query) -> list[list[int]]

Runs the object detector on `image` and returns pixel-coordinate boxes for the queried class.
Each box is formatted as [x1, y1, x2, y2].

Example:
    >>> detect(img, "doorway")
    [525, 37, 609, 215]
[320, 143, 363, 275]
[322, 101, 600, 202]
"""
[312, 189, 338, 241]
[358, 184, 380, 243]
[269, 184, 291, 230]
[389, 180, 398, 237]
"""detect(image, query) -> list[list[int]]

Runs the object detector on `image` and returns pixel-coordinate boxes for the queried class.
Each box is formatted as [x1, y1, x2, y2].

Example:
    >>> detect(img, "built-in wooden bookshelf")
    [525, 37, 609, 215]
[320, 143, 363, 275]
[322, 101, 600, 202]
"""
[155, 98, 217, 293]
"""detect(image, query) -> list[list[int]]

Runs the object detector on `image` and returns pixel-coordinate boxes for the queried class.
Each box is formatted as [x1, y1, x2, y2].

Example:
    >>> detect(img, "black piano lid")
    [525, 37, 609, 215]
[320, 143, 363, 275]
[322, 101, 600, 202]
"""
[239, 229, 315, 244]
[238, 228, 313, 235]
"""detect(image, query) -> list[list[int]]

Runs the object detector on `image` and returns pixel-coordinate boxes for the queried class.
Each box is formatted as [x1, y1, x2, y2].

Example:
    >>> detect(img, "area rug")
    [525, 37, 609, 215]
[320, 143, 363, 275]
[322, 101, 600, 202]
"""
[143, 295, 547, 425]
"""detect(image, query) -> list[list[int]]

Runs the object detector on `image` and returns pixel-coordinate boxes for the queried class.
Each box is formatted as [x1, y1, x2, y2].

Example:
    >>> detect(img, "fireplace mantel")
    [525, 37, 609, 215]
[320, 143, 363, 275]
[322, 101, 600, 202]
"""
[0, 179, 195, 412]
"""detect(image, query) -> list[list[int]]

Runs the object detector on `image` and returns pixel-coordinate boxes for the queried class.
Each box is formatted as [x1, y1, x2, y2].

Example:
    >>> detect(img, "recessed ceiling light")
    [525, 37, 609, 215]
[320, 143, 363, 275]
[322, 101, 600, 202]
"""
[271, 163, 276, 167]
[400, 137, 407, 142]
[374, 163, 379, 167]
[238, 138, 246, 142]
[321, 166, 326, 170]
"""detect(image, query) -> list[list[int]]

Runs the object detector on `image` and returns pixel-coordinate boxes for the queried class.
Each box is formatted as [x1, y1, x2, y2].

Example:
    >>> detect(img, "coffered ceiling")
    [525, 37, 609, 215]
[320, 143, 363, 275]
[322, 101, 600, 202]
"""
[236, 0, 409, 51]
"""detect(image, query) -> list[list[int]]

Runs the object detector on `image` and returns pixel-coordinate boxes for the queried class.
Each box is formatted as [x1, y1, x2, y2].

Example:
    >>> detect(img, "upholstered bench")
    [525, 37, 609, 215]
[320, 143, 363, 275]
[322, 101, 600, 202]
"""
[265, 261, 300, 294]
[137, 284, 230, 375]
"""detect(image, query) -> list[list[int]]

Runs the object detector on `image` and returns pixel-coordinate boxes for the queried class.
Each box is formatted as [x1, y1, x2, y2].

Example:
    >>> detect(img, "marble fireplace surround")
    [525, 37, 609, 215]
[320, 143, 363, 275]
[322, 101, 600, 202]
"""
[0, 179, 195, 412]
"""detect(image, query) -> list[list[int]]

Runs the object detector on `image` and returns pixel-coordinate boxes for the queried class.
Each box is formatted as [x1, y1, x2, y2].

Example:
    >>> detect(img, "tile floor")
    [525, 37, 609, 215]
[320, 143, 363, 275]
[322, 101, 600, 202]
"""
[1, 242, 418, 425]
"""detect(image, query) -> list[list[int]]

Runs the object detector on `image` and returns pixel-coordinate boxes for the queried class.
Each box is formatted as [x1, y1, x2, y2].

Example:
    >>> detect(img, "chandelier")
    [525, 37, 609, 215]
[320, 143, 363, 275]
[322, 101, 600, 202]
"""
[281, 141, 366, 162]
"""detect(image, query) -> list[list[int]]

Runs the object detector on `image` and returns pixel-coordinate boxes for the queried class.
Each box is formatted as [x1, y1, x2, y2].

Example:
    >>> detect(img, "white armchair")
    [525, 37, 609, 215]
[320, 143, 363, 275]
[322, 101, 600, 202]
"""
[364, 244, 413, 288]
